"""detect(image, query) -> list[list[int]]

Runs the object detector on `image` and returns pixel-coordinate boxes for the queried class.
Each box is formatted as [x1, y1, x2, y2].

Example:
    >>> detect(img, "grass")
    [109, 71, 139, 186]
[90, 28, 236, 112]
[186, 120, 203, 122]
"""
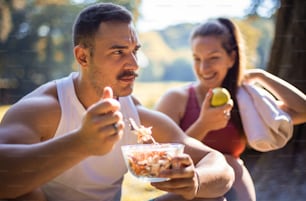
[0, 82, 188, 201]
[0, 105, 10, 120]
[121, 173, 166, 201]
[133, 81, 188, 108]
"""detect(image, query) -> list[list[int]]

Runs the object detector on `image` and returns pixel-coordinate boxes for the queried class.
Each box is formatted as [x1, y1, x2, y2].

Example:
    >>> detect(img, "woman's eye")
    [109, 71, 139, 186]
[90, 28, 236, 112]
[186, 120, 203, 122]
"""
[210, 56, 219, 60]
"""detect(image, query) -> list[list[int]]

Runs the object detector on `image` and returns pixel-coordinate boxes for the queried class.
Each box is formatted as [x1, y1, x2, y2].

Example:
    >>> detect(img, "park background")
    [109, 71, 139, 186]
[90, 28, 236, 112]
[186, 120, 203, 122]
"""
[0, 0, 305, 200]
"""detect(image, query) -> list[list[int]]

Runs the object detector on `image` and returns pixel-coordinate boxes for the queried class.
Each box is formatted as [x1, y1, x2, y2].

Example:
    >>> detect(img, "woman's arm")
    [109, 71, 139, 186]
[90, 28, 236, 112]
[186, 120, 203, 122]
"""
[184, 90, 233, 140]
[155, 88, 233, 141]
[138, 106, 234, 199]
[244, 68, 306, 124]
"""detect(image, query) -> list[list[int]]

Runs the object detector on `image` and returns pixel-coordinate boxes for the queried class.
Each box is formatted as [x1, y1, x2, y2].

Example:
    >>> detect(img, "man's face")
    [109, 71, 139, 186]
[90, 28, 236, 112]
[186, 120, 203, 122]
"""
[87, 22, 140, 98]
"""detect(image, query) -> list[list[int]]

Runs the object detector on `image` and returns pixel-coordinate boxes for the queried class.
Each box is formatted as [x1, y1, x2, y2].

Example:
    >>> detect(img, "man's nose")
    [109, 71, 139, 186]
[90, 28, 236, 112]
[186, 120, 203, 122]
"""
[126, 53, 139, 70]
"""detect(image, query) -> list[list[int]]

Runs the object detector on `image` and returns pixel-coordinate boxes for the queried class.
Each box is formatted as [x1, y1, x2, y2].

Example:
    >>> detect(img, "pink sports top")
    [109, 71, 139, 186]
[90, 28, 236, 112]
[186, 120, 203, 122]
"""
[179, 85, 246, 158]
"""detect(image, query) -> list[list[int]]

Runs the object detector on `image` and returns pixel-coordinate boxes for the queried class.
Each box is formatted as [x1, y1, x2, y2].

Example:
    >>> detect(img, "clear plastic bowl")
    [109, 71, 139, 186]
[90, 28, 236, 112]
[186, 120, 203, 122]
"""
[121, 143, 185, 182]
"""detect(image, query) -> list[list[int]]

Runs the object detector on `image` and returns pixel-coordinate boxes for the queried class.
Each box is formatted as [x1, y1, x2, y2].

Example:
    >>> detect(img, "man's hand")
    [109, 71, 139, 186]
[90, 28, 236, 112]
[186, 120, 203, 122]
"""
[151, 153, 200, 200]
[77, 86, 124, 155]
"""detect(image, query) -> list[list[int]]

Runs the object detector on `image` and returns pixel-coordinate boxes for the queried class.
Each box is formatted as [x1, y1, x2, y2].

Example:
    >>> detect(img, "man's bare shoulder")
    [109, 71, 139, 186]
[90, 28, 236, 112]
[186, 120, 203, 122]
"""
[0, 81, 61, 143]
[9, 80, 60, 114]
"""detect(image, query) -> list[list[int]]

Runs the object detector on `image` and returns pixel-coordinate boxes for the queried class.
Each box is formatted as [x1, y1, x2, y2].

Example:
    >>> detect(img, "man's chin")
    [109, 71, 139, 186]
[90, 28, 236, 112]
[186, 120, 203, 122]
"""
[116, 86, 133, 97]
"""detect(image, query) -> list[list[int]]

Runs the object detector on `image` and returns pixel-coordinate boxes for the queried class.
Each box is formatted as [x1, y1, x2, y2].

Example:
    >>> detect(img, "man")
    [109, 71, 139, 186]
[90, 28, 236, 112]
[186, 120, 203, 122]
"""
[0, 3, 234, 201]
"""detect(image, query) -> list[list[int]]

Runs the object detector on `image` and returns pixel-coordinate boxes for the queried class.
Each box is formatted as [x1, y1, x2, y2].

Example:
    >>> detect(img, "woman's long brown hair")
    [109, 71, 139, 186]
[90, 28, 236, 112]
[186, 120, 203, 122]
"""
[190, 17, 246, 135]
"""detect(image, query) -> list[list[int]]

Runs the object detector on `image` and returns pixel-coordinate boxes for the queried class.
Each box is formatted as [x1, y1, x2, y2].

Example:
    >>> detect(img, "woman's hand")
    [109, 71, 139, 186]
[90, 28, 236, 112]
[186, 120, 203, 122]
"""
[243, 68, 264, 84]
[197, 89, 233, 132]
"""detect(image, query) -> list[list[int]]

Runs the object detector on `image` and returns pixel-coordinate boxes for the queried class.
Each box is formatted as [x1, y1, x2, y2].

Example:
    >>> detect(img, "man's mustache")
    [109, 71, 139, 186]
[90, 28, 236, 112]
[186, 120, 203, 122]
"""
[118, 71, 138, 79]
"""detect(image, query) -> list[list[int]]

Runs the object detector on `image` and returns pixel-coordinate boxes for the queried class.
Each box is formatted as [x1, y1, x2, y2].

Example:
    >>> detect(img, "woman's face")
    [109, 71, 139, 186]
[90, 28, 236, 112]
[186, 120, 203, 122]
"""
[191, 35, 235, 89]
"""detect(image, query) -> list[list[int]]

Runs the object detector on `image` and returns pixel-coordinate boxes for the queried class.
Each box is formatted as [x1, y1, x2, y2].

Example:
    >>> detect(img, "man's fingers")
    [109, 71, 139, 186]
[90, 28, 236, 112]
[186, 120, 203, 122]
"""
[87, 87, 119, 116]
[158, 154, 194, 177]
[102, 86, 113, 99]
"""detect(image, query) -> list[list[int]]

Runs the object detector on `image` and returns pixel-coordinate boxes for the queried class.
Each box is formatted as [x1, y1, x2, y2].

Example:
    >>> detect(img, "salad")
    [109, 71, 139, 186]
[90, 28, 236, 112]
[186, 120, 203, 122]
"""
[122, 143, 184, 182]
[122, 118, 184, 182]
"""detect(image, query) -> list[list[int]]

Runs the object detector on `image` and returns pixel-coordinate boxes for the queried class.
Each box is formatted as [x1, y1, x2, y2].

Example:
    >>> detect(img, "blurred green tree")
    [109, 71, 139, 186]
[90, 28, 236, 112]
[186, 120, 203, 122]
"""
[241, 1, 306, 200]
[0, 0, 141, 104]
[162, 58, 195, 81]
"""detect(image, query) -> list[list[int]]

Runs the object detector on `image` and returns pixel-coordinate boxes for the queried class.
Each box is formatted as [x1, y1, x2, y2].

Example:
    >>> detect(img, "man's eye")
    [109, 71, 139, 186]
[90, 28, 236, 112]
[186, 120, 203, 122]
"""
[114, 50, 123, 55]
[133, 46, 141, 55]
[193, 57, 200, 62]
[133, 49, 138, 54]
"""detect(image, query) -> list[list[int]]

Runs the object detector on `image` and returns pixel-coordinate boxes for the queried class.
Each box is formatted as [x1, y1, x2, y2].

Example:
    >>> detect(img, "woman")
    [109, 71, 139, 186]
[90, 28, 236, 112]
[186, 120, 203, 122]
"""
[155, 18, 306, 201]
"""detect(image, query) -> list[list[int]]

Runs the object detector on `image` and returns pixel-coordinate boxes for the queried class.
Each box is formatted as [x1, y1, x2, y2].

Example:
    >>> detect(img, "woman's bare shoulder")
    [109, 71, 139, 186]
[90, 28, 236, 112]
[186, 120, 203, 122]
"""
[156, 84, 191, 106]
[154, 84, 192, 123]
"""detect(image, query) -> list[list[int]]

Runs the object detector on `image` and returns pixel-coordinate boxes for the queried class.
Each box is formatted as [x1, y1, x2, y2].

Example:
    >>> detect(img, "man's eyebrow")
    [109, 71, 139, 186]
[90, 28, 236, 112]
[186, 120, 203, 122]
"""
[109, 44, 141, 50]
[109, 45, 128, 49]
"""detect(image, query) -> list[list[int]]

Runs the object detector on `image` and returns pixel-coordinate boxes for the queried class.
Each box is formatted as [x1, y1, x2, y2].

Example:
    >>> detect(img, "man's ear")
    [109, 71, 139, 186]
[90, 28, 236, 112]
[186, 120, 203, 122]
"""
[74, 45, 89, 67]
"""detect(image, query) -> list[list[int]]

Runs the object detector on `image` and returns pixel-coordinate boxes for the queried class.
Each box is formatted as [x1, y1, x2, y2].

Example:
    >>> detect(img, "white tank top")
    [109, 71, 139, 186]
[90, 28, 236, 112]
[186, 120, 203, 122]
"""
[42, 72, 139, 201]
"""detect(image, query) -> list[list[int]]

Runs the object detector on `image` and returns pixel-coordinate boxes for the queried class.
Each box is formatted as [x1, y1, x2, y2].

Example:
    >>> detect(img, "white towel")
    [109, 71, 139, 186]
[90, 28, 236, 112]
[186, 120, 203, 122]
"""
[237, 84, 293, 152]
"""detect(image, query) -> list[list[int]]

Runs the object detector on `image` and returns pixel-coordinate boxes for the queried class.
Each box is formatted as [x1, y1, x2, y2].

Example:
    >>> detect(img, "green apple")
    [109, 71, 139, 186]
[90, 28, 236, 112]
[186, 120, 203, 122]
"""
[211, 87, 231, 107]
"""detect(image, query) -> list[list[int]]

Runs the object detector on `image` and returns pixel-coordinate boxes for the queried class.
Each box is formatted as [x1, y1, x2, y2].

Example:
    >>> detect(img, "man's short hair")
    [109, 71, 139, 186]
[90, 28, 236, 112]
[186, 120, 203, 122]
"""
[72, 3, 133, 48]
